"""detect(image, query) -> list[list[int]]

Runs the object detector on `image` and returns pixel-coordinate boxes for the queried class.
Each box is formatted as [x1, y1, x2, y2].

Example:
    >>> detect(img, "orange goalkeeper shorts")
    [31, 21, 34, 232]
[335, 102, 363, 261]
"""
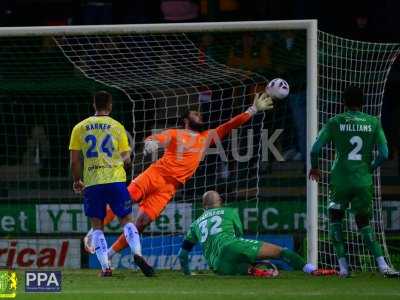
[128, 165, 181, 221]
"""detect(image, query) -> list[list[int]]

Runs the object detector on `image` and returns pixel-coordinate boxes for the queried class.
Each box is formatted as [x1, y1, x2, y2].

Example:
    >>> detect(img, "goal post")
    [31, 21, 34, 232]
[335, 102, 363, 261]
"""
[306, 20, 319, 267]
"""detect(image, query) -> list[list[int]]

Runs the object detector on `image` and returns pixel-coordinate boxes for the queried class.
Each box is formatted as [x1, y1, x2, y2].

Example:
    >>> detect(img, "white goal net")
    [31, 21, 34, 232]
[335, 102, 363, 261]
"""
[0, 22, 399, 272]
[56, 31, 270, 269]
[318, 31, 400, 271]
[0, 22, 311, 270]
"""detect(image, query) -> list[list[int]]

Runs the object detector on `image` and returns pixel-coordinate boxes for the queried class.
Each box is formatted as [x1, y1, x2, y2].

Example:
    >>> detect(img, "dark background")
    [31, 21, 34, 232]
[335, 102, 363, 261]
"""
[0, 0, 399, 42]
[0, 0, 398, 166]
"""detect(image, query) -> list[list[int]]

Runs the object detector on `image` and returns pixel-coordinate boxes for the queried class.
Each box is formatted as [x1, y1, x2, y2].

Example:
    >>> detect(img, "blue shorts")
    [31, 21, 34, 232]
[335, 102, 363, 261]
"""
[83, 182, 132, 220]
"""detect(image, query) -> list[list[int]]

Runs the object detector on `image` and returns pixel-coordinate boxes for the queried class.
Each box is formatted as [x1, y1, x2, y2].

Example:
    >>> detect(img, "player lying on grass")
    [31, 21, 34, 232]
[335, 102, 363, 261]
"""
[69, 91, 153, 277]
[178, 190, 331, 277]
[85, 92, 275, 260]
[309, 86, 399, 278]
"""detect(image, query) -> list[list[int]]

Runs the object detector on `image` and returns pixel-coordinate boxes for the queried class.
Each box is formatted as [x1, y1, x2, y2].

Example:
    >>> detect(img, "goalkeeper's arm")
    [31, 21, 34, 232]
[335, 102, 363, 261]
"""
[215, 92, 274, 139]
[178, 240, 196, 275]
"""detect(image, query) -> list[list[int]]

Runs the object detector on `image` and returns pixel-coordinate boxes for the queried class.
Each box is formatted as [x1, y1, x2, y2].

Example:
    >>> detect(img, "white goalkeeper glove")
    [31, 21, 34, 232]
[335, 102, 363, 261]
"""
[143, 139, 159, 156]
[246, 92, 274, 116]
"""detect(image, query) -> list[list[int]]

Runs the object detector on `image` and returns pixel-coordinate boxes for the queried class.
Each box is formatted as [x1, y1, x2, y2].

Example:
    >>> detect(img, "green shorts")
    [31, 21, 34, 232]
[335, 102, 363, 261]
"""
[214, 238, 263, 275]
[329, 185, 373, 218]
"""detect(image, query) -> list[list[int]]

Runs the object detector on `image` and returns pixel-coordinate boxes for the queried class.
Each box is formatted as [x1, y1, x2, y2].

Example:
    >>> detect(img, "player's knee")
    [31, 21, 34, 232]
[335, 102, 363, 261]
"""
[91, 217, 104, 230]
[355, 214, 370, 229]
[258, 242, 282, 259]
[328, 208, 344, 222]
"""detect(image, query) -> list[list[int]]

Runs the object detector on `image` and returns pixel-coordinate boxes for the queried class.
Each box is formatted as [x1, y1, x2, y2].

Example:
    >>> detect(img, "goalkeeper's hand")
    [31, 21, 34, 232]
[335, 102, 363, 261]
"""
[247, 92, 274, 115]
[143, 139, 159, 156]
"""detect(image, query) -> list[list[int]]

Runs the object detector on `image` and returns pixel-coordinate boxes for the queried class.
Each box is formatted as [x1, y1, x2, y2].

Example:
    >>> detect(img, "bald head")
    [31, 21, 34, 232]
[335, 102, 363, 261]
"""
[202, 190, 223, 210]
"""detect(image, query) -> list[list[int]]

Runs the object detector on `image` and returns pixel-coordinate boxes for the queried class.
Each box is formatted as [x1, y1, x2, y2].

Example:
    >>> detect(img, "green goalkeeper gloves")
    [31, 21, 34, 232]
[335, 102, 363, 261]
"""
[246, 92, 274, 115]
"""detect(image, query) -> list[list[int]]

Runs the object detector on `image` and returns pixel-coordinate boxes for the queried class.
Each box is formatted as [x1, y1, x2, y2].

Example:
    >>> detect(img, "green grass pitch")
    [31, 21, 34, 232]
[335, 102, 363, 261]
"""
[15, 270, 400, 300]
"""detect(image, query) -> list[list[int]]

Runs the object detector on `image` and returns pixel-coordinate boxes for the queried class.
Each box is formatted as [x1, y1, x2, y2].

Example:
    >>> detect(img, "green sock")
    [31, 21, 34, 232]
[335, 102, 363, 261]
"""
[360, 226, 383, 258]
[330, 222, 346, 258]
[280, 248, 306, 270]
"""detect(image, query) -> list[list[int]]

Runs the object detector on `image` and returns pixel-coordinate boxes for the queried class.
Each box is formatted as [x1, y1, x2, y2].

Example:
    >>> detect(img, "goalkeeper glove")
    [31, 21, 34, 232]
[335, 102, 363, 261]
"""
[178, 248, 191, 275]
[246, 92, 274, 116]
[143, 139, 159, 156]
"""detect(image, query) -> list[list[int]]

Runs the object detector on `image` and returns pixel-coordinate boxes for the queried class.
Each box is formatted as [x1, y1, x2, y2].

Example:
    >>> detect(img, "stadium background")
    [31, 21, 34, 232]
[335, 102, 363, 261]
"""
[0, 0, 399, 270]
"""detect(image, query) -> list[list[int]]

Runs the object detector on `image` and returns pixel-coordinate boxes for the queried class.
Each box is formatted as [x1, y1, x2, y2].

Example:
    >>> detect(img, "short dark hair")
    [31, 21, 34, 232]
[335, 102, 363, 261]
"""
[94, 91, 112, 111]
[343, 86, 364, 108]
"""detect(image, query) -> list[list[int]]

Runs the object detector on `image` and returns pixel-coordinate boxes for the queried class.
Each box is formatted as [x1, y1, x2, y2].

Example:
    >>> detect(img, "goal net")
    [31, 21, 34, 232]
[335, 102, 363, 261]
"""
[318, 31, 400, 271]
[0, 22, 310, 270]
[0, 22, 398, 272]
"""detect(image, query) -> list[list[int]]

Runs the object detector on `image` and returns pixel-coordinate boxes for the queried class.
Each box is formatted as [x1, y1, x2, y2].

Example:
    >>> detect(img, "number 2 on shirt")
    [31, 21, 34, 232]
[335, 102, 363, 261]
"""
[85, 134, 115, 158]
[348, 136, 363, 161]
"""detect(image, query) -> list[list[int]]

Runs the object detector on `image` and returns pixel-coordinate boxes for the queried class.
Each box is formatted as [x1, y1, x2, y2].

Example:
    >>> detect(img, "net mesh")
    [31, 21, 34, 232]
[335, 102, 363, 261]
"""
[318, 31, 400, 271]
[0, 29, 306, 270]
[4, 26, 399, 272]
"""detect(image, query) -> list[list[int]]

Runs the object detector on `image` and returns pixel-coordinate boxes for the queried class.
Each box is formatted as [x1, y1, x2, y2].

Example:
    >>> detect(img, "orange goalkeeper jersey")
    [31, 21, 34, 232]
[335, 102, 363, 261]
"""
[147, 112, 252, 183]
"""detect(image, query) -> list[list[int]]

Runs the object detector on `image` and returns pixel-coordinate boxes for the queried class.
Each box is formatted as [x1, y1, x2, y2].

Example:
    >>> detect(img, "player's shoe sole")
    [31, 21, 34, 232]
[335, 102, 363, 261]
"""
[249, 268, 279, 278]
[248, 262, 279, 278]
[134, 254, 155, 277]
[382, 269, 400, 278]
[311, 269, 338, 276]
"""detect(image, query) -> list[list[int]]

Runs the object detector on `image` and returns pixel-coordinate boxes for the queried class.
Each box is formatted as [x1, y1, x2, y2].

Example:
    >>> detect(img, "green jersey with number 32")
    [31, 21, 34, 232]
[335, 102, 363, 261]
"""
[317, 111, 387, 187]
[185, 207, 243, 269]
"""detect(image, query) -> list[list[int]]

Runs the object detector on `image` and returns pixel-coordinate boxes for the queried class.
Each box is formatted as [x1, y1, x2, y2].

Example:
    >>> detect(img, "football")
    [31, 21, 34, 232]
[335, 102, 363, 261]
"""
[266, 78, 290, 99]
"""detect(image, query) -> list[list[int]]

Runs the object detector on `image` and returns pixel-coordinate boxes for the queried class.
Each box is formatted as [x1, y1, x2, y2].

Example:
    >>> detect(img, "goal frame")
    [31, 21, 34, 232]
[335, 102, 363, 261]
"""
[0, 20, 319, 266]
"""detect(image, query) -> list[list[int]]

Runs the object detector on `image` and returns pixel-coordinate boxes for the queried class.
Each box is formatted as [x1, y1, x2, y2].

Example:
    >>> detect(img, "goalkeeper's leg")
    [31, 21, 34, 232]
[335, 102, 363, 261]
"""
[108, 176, 179, 258]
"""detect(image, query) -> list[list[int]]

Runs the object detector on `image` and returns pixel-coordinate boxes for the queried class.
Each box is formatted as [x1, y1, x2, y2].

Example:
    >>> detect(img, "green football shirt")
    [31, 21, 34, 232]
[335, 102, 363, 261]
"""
[185, 207, 243, 269]
[316, 110, 387, 187]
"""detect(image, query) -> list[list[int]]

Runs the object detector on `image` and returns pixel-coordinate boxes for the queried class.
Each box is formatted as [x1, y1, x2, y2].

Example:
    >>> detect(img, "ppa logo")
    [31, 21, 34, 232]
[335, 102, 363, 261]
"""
[25, 271, 61, 292]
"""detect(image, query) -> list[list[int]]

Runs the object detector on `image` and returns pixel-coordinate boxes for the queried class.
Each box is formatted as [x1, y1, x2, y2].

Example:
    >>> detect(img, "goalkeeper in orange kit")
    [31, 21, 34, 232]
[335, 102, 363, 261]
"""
[84, 92, 274, 260]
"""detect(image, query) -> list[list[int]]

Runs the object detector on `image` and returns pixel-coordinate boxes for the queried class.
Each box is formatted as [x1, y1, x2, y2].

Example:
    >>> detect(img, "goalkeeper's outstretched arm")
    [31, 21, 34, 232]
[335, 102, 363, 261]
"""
[178, 240, 196, 275]
[215, 92, 274, 140]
